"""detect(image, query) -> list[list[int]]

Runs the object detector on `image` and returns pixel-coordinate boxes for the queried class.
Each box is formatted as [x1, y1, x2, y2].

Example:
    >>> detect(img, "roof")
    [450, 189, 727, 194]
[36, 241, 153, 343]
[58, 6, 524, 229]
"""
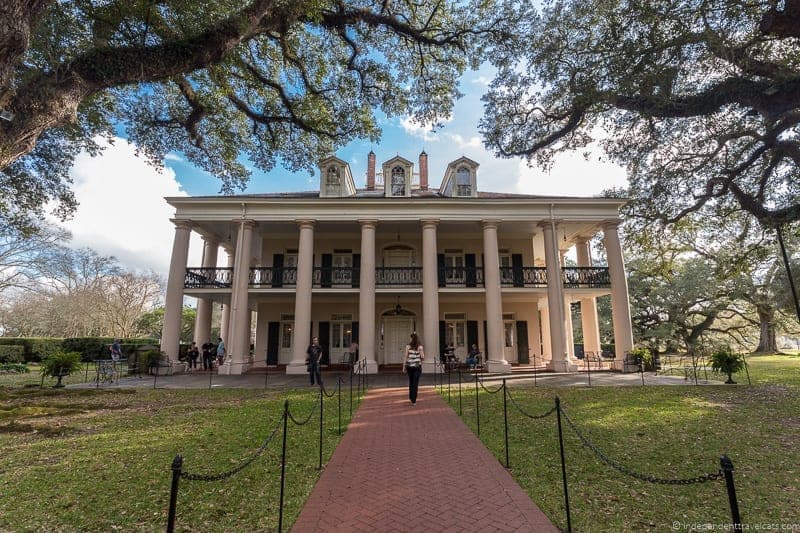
[178, 188, 625, 201]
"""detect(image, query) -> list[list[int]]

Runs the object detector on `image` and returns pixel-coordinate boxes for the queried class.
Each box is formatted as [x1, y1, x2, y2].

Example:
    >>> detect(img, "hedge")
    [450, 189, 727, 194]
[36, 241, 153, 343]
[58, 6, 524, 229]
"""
[0, 345, 25, 363]
[0, 337, 158, 362]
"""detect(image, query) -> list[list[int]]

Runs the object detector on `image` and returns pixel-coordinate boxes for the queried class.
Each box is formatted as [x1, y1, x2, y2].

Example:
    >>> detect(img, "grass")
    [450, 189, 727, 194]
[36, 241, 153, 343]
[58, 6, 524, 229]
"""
[0, 384, 361, 531]
[440, 353, 800, 531]
[0, 362, 100, 388]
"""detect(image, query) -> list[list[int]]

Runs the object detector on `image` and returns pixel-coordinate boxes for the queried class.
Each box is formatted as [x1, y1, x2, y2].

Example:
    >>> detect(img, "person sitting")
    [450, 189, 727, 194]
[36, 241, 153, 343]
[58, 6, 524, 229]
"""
[444, 343, 458, 370]
[466, 344, 481, 369]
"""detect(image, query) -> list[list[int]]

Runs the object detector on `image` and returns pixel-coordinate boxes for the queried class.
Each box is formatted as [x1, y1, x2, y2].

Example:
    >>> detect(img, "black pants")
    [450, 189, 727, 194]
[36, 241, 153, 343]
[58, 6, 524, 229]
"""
[202, 355, 213, 370]
[189, 355, 198, 369]
[407, 366, 422, 403]
[309, 363, 322, 386]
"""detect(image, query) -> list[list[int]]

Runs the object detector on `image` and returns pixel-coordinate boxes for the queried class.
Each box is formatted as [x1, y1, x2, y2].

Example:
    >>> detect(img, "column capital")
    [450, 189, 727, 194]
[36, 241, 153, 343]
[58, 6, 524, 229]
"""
[295, 219, 316, 229]
[481, 219, 501, 230]
[574, 235, 591, 246]
[601, 219, 622, 231]
[201, 234, 219, 246]
[420, 218, 440, 228]
[358, 219, 379, 228]
[236, 219, 258, 230]
[170, 219, 193, 230]
[537, 219, 564, 231]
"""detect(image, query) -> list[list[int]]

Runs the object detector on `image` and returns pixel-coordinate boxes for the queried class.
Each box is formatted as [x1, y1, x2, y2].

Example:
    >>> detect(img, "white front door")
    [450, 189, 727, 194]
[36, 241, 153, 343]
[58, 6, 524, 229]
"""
[504, 319, 517, 362]
[383, 318, 413, 364]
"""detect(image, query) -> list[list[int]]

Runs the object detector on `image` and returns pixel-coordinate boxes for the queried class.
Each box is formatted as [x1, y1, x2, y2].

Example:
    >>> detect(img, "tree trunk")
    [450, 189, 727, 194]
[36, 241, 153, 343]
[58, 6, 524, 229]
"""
[754, 305, 779, 353]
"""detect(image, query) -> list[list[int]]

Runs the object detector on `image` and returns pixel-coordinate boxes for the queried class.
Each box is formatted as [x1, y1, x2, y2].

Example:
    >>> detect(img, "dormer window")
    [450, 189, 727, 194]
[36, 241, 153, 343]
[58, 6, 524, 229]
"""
[456, 167, 471, 196]
[391, 166, 406, 196]
[326, 166, 340, 195]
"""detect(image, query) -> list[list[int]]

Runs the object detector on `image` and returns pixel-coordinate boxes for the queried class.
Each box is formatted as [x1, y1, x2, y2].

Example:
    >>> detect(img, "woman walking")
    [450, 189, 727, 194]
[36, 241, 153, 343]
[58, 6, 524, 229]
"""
[402, 332, 425, 405]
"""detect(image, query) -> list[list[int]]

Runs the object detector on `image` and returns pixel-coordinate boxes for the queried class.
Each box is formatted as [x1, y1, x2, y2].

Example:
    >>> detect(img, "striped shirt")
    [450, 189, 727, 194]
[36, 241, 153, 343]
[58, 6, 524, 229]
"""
[406, 347, 422, 367]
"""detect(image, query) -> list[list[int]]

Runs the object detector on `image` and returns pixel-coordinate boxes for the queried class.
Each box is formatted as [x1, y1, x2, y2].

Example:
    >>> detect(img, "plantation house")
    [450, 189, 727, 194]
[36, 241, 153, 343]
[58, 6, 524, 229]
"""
[161, 150, 633, 374]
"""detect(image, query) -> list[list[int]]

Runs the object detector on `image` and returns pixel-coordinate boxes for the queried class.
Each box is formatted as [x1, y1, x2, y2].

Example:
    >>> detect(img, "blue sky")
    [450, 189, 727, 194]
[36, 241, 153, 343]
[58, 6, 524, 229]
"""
[61, 65, 628, 276]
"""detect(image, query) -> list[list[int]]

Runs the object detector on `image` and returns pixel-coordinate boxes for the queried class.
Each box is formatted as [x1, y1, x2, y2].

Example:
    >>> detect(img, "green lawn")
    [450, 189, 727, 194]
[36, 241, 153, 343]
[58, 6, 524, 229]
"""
[440, 354, 800, 531]
[0, 385, 360, 531]
[0, 362, 99, 388]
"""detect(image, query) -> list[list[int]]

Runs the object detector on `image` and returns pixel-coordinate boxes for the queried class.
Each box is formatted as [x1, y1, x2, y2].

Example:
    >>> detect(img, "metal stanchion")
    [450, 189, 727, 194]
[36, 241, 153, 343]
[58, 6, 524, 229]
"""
[475, 373, 480, 436]
[318, 387, 323, 470]
[337, 378, 342, 436]
[533, 351, 537, 387]
[458, 369, 462, 416]
[264, 364, 269, 389]
[278, 401, 288, 533]
[586, 355, 591, 387]
[153, 363, 159, 390]
[447, 366, 451, 403]
[209, 365, 214, 389]
[555, 397, 572, 533]
[503, 379, 509, 469]
[166, 455, 183, 533]
[720, 455, 742, 529]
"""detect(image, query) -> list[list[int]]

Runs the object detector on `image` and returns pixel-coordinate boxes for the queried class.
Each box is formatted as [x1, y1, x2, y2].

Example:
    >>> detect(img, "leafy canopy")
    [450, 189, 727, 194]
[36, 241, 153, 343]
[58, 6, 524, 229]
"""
[0, 0, 498, 232]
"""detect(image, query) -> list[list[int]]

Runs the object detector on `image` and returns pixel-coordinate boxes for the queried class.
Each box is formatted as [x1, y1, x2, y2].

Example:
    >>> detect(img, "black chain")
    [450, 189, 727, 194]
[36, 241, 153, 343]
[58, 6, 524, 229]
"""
[478, 380, 505, 394]
[560, 407, 723, 485]
[287, 404, 316, 426]
[505, 388, 557, 419]
[181, 420, 282, 482]
[321, 378, 340, 398]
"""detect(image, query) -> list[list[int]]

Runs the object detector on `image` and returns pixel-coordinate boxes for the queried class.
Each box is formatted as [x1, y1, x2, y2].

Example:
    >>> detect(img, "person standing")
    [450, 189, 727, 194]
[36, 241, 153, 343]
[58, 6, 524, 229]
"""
[201, 340, 214, 370]
[216, 337, 226, 367]
[188, 342, 200, 370]
[109, 339, 122, 362]
[306, 336, 323, 387]
[403, 332, 425, 405]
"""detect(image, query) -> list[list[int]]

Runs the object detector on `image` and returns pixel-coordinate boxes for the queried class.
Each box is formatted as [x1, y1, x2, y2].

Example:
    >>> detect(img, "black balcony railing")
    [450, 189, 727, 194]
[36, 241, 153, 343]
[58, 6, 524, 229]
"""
[313, 266, 359, 288]
[248, 267, 297, 287]
[440, 266, 484, 287]
[562, 267, 611, 288]
[185, 267, 233, 288]
[183, 265, 610, 289]
[376, 267, 422, 286]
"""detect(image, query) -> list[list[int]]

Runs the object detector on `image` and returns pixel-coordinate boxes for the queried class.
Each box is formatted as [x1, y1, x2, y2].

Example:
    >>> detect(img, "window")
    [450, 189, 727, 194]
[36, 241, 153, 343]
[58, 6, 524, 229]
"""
[503, 313, 515, 348]
[445, 251, 465, 285]
[500, 252, 512, 284]
[333, 253, 353, 285]
[456, 166, 471, 196]
[325, 166, 340, 195]
[280, 314, 294, 350]
[445, 313, 467, 348]
[391, 166, 406, 196]
[331, 314, 353, 352]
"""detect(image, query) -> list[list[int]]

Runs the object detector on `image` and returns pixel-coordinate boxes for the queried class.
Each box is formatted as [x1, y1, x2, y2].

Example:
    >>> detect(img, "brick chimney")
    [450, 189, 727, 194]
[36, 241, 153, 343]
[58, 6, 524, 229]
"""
[419, 150, 428, 191]
[367, 150, 376, 190]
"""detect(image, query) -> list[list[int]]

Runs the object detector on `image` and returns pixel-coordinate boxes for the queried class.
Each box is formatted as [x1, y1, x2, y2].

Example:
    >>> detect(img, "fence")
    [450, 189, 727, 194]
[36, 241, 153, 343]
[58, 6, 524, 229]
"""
[438, 372, 742, 532]
[165, 372, 366, 532]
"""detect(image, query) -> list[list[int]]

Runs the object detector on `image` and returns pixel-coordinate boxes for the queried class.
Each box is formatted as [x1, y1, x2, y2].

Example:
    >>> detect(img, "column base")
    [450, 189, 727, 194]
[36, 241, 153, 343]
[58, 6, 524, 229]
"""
[217, 357, 251, 375]
[422, 360, 438, 374]
[362, 360, 379, 374]
[548, 359, 571, 373]
[486, 359, 512, 373]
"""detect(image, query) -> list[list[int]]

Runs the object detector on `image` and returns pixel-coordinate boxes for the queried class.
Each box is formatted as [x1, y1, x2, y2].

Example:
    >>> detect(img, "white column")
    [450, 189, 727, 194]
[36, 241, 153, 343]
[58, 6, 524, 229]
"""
[576, 238, 602, 355]
[421, 220, 440, 374]
[253, 302, 268, 368]
[541, 221, 569, 371]
[358, 220, 378, 373]
[221, 220, 256, 375]
[529, 299, 542, 363]
[219, 249, 234, 342]
[483, 220, 511, 372]
[161, 220, 192, 366]
[540, 303, 552, 362]
[561, 252, 575, 360]
[193, 237, 219, 347]
[287, 220, 315, 374]
[603, 221, 634, 369]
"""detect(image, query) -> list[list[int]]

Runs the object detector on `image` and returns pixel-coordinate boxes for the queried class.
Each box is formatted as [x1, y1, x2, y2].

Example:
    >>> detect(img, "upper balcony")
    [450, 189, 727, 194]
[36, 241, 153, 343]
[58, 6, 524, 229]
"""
[184, 266, 610, 290]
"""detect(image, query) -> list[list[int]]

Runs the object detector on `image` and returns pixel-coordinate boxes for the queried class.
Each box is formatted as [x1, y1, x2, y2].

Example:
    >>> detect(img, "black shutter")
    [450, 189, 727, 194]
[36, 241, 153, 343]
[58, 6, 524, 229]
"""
[272, 254, 284, 288]
[352, 321, 359, 361]
[352, 254, 360, 288]
[516, 321, 529, 364]
[318, 322, 330, 365]
[465, 254, 477, 288]
[467, 320, 479, 350]
[437, 253, 446, 287]
[439, 320, 447, 363]
[321, 253, 332, 287]
[483, 320, 488, 360]
[267, 322, 280, 365]
[512, 253, 524, 287]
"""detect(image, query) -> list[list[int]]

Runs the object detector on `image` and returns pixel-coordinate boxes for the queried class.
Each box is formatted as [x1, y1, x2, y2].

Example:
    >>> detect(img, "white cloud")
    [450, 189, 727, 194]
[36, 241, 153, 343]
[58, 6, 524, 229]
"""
[59, 137, 203, 277]
[163, 153, 184, 162]
[513, 146, 628, 197]
[470, 75, 491, 86]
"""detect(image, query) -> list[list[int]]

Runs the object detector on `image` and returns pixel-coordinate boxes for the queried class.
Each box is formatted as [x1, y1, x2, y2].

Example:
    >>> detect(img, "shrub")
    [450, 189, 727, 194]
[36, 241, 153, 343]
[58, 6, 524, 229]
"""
[629, 347, 654, 370]
[40, 351, 83, 378]
[0, 345, 25, 363]
[0, 338, 63, 362]
[709, 346, 746, 384]
[0, 363, 29, 373]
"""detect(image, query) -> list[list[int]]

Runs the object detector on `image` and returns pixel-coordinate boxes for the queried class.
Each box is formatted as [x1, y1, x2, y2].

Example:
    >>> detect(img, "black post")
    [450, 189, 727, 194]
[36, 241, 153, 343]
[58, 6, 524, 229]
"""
[777, 224, 800, 324]
[84, 362, 89, 383]
[349, 366, 353, 417]
[166, 454, 182, 533]
[691, 351, 698, 386]
[742, 356, 752, 386]
[278, 400, 288, 533]
[448, 366, 451, 403]
[720, 455, 742, 529]
[96, 361, 101, 389]
[337, 378, 342, 436]
[458, 369, 462, 416]
[40, 372, 45, 389]
[640, 357, 645, 386]
[209, 365, 214, 389]
[533, 351, 537, 387]
[264, 364, 269, 389]
[153, 362, 159, 390]
[555, 397, 572, 533]
[318, 387, 324, 470]
[475, 373, 480, 436]
[586, 355, 591, 387]
[502, 379, 509, 469]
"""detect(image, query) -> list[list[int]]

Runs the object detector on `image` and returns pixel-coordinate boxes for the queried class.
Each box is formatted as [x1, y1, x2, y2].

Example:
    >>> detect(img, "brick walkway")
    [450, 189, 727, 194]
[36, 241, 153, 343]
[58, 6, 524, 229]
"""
[292, 387, 557, 532]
